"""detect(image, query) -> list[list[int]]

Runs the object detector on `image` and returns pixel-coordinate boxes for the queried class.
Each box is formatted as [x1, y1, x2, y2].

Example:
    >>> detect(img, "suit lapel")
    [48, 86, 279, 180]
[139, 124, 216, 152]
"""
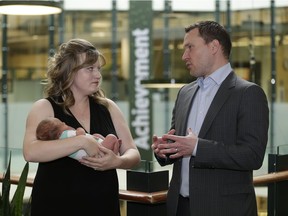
[178, 84, 199, 135]
[199, 72, 237, 137]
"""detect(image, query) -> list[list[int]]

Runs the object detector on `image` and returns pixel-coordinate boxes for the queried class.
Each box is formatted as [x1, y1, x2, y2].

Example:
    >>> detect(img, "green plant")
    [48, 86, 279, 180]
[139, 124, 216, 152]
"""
[0, 153, 29, 216]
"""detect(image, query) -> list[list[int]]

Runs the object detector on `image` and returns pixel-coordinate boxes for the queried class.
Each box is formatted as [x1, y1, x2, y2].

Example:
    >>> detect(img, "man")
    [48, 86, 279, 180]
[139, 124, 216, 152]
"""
[151, 21, 269, 216]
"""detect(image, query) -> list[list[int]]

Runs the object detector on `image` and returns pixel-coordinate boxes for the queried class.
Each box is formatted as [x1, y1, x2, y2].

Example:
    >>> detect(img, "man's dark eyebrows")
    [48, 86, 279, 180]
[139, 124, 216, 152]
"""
[183, 43, 192, 49]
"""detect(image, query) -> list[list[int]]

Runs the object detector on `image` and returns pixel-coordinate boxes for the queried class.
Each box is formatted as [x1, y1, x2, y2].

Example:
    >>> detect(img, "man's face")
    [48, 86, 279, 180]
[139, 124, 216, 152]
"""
[181, 28, 214, 78]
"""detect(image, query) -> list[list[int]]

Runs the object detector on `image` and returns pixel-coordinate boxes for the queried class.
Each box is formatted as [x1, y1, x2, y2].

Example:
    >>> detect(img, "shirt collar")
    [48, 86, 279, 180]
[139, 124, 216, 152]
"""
[197, 63, 232, 88]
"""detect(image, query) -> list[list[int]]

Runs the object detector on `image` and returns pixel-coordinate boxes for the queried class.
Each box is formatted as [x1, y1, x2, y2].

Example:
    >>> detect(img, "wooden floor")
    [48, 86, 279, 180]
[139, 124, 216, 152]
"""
[120, 200, 127, 216]
[257, 196, 267, 216]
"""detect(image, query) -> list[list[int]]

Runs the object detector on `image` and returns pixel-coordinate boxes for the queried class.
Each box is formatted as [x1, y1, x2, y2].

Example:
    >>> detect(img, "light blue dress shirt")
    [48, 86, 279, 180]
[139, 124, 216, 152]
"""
[180, 63, 232, 197]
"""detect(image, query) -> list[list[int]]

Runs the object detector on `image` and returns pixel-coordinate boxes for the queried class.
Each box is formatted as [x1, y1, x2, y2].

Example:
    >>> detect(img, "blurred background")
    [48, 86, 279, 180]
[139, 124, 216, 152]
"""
[1, 1, 288, 215]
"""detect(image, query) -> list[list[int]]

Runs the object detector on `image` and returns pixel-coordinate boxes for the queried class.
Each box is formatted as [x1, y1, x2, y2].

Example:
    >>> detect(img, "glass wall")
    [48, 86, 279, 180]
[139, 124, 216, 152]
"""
[1, 2, 288, 100]
[0, 5, 284, 92]
[1, 0, 288, 169]
[1, 1, 288, 214]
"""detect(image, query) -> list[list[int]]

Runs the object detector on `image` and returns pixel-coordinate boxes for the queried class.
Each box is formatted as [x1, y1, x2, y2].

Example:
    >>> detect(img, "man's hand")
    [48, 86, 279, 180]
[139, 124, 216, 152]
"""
[157, 128, 198, 159]
[151, 129, 176, 158]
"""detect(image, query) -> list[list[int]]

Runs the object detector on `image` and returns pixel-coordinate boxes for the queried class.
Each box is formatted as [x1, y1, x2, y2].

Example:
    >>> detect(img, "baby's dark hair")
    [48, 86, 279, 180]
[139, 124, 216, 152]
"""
[36, 118, 62, 140]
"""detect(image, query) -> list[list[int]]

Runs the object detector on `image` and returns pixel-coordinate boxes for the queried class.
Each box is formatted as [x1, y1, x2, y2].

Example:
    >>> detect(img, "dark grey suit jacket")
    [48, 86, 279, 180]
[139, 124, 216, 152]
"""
[157, 72, 269, 216]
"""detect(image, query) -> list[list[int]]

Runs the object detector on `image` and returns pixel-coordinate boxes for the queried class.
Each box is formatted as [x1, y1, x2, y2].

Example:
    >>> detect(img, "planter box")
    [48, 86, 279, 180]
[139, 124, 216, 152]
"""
[126, 170, 169, 216]
[127, 170, 169, 192]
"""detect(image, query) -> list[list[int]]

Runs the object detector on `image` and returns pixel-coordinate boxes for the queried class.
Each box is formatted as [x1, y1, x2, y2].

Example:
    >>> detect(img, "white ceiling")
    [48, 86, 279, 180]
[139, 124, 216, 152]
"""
[64, 0, 288, 12]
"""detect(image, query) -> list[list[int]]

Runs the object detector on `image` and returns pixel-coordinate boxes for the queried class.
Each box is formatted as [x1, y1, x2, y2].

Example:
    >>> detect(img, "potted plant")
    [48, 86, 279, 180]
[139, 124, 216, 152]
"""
[0, 153, 29, 216]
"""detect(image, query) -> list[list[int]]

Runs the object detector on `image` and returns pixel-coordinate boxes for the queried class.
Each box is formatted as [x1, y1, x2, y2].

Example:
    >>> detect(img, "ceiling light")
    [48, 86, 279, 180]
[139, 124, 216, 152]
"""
[0, 0, 63, 15]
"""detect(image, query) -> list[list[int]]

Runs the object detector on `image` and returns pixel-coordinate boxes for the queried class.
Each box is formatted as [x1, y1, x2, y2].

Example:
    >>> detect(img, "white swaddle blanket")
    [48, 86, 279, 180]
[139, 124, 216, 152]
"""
[60, 130, 103, 160]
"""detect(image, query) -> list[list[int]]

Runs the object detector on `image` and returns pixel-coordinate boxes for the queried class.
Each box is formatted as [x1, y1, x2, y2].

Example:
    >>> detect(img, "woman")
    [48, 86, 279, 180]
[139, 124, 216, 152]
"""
[23, 38, 141, 216]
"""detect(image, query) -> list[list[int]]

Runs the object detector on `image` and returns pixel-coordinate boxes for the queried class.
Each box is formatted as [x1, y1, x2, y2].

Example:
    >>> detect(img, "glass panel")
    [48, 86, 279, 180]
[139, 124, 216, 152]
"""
[277, 144, 288, 155]
[1, 3, 288, 215]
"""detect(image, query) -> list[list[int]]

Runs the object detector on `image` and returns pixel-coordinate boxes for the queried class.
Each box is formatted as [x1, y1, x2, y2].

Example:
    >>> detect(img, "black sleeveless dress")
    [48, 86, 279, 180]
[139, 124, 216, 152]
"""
[31, 96, 120, 216]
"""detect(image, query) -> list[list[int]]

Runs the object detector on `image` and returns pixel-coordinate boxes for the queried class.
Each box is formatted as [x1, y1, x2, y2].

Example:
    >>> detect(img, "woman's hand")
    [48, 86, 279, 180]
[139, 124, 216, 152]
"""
[79, 145, 120, 171]
[82, 135, 102, 157]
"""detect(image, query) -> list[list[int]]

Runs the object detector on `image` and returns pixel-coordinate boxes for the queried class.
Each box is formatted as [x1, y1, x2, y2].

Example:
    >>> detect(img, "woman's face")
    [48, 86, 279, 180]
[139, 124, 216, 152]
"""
[71, 55, 102, 96]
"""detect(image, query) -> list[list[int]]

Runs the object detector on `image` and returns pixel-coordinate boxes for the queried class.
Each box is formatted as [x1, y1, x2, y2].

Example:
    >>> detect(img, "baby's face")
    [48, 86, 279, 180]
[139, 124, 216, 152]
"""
[53, 118, 74, 132]
[58, 121, 74, 132]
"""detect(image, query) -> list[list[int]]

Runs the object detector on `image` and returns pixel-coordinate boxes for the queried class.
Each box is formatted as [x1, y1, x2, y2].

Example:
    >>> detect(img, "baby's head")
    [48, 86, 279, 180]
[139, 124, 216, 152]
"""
[36, 117, 73, 140]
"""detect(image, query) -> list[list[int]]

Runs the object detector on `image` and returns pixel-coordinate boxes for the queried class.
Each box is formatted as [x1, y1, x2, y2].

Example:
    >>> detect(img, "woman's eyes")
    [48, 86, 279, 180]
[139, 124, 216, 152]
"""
[86, 66, 101, 72]
[87, 67, 94, 72]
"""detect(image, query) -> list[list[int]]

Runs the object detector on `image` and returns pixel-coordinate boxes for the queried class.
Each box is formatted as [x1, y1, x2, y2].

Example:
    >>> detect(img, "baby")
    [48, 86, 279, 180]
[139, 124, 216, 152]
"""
[36, 117, 121, 160]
